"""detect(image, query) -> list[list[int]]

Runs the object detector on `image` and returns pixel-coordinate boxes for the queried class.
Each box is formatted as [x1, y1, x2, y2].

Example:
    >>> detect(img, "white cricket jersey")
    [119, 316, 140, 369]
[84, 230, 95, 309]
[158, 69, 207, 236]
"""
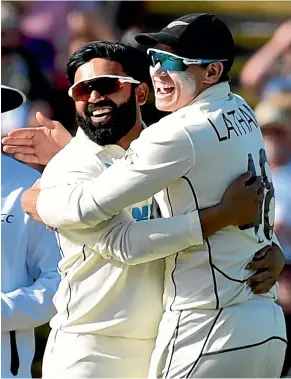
[36, 82, 278, 312]
[1, 154, 60, 378]
[38, 128, 203, 337]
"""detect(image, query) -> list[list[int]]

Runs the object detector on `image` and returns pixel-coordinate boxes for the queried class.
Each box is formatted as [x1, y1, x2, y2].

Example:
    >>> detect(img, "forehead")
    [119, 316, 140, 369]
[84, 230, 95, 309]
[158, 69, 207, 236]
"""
[74, 58, 128, 83]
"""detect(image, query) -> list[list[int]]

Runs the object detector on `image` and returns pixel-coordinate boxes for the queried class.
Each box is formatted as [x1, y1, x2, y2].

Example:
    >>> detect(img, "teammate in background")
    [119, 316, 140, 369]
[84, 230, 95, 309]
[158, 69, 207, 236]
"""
[1, 85, 61, 378]
[17, 14, 288, 377]
[3, 42, 285, 377]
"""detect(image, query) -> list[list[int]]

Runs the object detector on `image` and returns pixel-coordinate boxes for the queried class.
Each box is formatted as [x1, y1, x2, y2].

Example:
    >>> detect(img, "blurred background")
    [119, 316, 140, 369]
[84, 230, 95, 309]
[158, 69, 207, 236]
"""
[1, 1, 291, 377]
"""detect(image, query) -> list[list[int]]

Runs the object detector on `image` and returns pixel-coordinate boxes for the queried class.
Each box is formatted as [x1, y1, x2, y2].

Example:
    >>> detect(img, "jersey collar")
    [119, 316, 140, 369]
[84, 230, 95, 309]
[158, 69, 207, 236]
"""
[188, 82, 231, 106]
[75, 121, 147, 154]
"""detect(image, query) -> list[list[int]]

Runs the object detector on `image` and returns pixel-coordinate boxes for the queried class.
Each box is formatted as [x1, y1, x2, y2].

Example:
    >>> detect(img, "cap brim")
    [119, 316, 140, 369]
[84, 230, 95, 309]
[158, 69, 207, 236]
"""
[1, 85, 26, 113]
[135, 32, 178, 48]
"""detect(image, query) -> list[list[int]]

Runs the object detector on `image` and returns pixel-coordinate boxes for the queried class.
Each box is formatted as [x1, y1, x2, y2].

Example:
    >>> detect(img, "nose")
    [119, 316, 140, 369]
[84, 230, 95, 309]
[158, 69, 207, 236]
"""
[88, 90, 103, 103]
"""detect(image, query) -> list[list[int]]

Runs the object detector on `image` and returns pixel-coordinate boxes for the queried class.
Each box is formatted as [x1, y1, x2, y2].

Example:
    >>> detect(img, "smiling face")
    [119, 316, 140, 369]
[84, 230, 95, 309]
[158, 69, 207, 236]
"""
[149, 44, 209, 112]
[74, 58, 141, 146]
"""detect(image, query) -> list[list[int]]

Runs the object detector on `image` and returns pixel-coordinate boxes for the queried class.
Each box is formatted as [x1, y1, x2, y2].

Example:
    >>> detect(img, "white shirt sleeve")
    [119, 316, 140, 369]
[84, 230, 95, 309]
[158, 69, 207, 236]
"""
[93, 211, 203, 265]
[1, 220, 61, 332]
[37, 120, 195, 229]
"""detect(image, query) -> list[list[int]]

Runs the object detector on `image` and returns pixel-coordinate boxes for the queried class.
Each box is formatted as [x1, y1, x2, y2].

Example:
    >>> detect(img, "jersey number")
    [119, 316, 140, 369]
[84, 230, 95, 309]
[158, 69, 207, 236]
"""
[239, 149, 275, 242]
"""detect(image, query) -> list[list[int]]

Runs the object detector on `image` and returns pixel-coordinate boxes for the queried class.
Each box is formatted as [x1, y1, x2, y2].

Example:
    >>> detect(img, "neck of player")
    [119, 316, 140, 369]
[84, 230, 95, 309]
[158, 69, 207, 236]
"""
[116, 119, 143, 150]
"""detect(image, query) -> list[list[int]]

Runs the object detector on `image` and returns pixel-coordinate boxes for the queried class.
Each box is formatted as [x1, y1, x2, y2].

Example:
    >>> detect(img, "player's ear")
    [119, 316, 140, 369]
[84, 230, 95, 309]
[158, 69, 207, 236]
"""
[203, 62, 224, 85]
[135, 83, 149, 106]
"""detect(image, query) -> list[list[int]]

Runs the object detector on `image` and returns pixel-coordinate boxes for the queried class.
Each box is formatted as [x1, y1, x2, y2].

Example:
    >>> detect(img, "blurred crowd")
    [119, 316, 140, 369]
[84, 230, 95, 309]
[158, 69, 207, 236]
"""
[1, 1, 291, 377]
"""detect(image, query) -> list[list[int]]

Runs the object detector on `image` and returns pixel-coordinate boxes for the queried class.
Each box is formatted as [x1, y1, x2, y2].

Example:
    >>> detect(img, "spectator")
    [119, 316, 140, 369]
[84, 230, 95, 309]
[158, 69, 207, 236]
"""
[1, 2, 54, 131]
[1, 85, 61, 378]
[241, 20, 291, 99]
[255, 92, 291, 377]
[20, 1, 117, 76]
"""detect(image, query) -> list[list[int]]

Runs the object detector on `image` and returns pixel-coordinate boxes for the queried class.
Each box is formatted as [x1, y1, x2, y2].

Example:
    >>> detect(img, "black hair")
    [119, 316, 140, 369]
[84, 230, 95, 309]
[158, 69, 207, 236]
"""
[66, 41, 151, 86]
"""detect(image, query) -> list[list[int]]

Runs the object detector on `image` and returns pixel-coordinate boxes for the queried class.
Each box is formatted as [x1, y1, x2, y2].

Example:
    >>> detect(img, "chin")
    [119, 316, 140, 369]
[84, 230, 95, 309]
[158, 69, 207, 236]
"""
[155, 98, 177, 112]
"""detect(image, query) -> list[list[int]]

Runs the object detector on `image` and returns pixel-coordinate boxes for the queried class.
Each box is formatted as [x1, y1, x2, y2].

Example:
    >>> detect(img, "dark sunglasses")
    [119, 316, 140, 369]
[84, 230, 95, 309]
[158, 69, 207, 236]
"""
[147, 48, 228, 72]
[68, 75, 140, 101]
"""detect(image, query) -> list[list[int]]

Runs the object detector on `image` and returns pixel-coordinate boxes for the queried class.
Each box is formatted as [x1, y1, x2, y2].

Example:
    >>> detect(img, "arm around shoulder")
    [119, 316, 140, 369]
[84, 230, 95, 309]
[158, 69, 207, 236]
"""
[37, 121, 195, 229]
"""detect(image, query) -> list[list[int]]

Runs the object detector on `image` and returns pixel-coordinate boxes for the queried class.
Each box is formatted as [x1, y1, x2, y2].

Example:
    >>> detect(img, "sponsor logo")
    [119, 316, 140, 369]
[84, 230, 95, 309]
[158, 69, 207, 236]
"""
[167, 21, 189, 28]
[1, 214, 14, 223]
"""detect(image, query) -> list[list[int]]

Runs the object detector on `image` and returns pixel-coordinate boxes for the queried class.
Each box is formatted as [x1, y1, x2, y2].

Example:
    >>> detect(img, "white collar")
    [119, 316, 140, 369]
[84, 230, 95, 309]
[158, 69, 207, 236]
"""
[188, 82, 231, 106]
[75, 121, 147, 154]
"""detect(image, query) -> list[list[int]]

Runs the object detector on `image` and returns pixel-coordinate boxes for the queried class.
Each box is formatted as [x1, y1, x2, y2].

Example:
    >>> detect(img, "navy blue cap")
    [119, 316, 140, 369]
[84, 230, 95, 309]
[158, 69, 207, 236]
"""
[135, 13, 235, 70]
[1, 85, 26, 113]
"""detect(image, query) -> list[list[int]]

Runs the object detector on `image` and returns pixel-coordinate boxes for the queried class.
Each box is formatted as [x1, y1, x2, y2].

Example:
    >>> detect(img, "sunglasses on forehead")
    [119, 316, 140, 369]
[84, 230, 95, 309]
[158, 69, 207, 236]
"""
[68, 75, 141, 101]
[147, 48, 228, 72]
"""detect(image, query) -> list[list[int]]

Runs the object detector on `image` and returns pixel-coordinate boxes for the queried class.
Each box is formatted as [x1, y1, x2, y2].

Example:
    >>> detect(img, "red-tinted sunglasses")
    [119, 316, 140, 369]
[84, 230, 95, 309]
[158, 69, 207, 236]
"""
[68, 75, 140, 101]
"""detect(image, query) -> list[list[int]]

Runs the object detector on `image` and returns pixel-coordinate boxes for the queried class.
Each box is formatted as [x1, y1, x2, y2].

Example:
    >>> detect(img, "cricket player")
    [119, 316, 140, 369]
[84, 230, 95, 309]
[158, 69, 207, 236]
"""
[19, 15, 288, 377]
[1, 85, 61, 378]
[7, 41, 283, 378]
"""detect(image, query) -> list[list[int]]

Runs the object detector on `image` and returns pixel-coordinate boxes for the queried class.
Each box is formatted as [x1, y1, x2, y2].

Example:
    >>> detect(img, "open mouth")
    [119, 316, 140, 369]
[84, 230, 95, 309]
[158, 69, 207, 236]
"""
[155, 82, 174, 97]
[90, 107, 113, 123]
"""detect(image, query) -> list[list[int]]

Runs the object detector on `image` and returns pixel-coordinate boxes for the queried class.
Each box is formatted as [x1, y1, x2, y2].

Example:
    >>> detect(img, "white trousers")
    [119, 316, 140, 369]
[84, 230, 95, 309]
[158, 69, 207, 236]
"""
[42, 329, 155, 378]
[149, 297, 287, 378]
